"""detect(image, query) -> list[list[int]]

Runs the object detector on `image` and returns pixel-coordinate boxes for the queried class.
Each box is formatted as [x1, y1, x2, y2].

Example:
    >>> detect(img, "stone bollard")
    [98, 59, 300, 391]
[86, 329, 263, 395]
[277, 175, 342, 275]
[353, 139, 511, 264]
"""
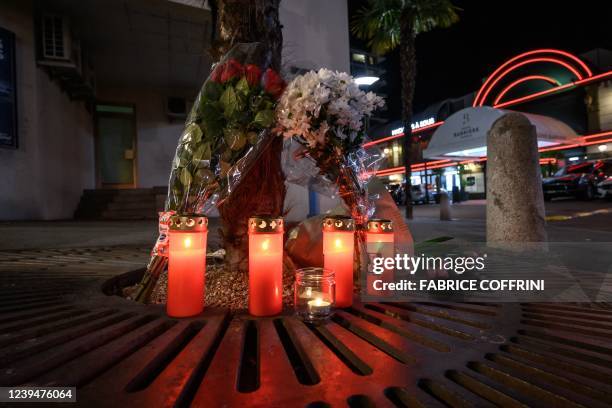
[439, 191, 451, 221]
[486, 113, 547, 246]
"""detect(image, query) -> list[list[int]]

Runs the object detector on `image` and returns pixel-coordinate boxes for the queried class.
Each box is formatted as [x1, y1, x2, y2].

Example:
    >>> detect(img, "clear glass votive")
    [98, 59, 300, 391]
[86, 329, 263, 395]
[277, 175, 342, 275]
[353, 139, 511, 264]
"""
[294, 267, 335, 323]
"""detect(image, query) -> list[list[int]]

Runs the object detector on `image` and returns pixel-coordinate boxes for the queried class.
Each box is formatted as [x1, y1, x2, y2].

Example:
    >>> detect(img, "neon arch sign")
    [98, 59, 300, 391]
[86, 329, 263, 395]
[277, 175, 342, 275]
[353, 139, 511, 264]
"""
[473, 49, 593, 107]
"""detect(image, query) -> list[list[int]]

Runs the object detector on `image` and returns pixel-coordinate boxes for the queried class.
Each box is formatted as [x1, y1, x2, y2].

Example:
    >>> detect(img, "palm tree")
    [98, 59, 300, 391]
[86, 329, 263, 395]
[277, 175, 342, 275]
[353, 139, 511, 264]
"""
[351, 0, 458, 219]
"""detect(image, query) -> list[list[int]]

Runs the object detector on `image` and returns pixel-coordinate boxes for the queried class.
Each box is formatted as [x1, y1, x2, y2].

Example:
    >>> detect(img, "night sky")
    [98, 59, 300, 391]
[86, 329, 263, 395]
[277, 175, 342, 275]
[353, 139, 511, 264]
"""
[349, 0, 612, 117]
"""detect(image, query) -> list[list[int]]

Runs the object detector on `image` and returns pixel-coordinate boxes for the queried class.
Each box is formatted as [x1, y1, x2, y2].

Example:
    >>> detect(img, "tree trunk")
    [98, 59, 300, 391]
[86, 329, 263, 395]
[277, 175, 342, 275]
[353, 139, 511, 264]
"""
[212, 0, 285, 272]
[399, 12, 417, 219]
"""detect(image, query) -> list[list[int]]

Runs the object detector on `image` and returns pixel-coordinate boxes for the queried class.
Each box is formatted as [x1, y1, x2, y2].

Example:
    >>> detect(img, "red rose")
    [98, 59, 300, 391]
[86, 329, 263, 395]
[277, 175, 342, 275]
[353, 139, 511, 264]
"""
[245, 64, 262, 87]
[210, 62, 224, 82]
[262, 68, 285, 98]
[221, 59, 244, 82]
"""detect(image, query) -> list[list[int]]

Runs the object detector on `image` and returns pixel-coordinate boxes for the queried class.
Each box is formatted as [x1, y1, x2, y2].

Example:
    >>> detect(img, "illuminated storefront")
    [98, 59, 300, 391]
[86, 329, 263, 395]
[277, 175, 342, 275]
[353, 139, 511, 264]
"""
[367, 48, 612, 199]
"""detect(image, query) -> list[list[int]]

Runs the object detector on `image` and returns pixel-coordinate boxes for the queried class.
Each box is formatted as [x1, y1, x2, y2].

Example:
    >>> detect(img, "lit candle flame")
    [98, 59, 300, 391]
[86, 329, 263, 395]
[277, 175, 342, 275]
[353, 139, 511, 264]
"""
[312, 298, 325, 306]
[261, 239, 270, 251]
[334, 238, 342, 249]
[183, 237, 192, 248]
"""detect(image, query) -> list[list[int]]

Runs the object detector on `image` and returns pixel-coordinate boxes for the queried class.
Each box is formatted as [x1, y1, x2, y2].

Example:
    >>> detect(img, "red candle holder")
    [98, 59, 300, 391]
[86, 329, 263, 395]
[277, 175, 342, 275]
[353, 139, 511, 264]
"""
[322, 215, 355, 308]
[248, 215, 284, 316]
[167, 215, 208, 318]
[366, 219, 394, 296]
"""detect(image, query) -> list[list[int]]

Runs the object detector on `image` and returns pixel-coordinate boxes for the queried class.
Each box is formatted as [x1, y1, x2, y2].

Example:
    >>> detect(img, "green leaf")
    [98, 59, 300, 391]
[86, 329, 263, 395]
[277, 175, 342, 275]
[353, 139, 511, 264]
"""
[203, 81, 223, 101]
[252, 109, 275, 128]
[200, 102, 223, 140]
[192, 142, 211, 162]
[180, 167, 192, 187]
[220, 85, 238, 118]
[235, 76, 250, 95]
[184, 123, 203, 144]
[223, 128, 247, 151]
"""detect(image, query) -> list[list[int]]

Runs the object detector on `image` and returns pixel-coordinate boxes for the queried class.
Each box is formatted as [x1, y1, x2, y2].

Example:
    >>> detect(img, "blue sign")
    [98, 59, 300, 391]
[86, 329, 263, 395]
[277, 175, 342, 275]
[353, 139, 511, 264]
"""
[0, 26, 17, 148]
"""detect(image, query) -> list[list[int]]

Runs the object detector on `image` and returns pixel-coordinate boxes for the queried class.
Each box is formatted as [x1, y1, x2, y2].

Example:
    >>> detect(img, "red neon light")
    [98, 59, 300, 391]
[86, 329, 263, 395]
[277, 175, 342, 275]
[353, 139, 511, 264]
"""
[473, 49, 593, 107]
[413, 121, 445, 133]
[477, 57, 585, 107]
[493, 75, 560, 106]
[493, 71, 612, 109]
[375, 131, 611, 177]
[363, 133, 403, 148]
[363, 121, 444, 148]
[493, 83, 574, 108]
[582, 137, 612, 147]
[579, 130, 612, 140]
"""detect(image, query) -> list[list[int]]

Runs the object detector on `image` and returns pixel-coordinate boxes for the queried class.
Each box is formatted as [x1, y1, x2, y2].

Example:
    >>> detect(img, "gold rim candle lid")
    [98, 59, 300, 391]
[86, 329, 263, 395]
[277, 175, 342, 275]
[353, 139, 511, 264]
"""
[322, 215, 355, 232]
[248, 215, 284, 233]
[169, 215, 208, 232]
[366, 218, 393, 233]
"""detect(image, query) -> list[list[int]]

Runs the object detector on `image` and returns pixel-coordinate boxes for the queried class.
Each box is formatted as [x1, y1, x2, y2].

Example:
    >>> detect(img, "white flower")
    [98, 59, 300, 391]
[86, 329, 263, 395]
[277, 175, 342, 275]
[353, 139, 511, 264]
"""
[276, 69, 385, 149]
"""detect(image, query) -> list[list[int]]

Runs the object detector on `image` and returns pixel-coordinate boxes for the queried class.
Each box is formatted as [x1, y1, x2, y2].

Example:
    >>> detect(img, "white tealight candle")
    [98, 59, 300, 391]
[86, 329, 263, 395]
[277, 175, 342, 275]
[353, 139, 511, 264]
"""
[307, 297, 332, 317]
[308, 298, 331, 308]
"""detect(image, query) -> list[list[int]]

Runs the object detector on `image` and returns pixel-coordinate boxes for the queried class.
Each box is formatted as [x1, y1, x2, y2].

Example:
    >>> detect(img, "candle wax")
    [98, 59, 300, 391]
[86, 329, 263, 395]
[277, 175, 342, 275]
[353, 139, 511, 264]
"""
[324, 230, 354, 307]
[167, 230, 206, 317]
[249, 232, 283, 316]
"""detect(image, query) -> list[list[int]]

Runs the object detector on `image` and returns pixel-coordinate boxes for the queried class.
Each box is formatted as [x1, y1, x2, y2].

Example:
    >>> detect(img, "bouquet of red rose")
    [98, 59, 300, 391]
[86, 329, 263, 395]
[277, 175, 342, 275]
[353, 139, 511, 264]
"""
[133, 42, 285, 303]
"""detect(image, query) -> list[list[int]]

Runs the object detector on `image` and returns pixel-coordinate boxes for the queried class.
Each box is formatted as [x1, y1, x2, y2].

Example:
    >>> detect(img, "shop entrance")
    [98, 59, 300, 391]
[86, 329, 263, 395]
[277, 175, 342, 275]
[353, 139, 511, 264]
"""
[95, 104, 137, 188]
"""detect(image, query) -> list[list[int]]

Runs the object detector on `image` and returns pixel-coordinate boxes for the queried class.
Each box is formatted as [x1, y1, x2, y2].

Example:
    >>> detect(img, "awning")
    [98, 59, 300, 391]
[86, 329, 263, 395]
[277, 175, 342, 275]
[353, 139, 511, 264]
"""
[423, 107, 579, 159]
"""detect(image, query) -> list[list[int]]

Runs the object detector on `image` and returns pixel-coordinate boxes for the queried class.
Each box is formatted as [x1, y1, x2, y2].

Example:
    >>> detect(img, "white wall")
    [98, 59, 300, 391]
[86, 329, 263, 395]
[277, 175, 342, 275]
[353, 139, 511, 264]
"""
[280, 0, 350, 72]
[0, 0, 94, 220]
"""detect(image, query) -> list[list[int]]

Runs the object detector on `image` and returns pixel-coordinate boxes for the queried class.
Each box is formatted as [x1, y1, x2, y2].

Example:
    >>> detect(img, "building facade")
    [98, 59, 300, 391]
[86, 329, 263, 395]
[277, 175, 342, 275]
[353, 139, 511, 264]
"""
[368, 48, 612, 200]
[0, 0, 350, 220]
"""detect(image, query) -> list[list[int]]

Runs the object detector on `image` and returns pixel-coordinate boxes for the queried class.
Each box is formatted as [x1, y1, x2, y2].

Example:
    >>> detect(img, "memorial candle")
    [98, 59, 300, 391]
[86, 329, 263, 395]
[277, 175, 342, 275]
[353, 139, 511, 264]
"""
[323, 216, 355, 308]
[366, 219, 394, 296]
[167, 215, 207, 317]
[248, 216, 284, 316]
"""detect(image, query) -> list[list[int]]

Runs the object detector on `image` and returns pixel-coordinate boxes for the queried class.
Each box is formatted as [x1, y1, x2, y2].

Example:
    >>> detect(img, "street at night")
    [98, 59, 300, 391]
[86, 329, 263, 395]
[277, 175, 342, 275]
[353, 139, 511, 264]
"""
[1, 0, 611, 407]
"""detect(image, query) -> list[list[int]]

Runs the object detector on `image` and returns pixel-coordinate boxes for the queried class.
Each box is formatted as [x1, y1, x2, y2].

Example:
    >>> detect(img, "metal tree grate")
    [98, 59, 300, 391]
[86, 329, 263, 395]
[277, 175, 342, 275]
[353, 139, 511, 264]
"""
[1, 248, 612, 407]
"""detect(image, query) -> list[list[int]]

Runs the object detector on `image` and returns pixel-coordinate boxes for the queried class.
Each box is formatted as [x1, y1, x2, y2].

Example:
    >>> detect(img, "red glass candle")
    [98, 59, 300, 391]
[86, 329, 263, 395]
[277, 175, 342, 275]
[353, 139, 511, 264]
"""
[366, 219, 394, 296]
[248, 216, 284, 316]
[167, 215, 208, 317]
[323, 216, 355, 308]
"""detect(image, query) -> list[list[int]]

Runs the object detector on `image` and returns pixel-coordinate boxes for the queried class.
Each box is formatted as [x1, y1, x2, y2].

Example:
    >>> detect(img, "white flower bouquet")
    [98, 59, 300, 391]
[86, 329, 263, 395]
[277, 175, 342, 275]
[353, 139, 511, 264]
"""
[276, 68, 384, 224]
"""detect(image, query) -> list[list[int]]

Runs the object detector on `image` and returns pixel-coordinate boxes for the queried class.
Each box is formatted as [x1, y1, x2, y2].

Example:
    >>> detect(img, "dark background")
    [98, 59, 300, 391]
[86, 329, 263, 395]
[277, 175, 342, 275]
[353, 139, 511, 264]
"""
[348, 0, 612, 118]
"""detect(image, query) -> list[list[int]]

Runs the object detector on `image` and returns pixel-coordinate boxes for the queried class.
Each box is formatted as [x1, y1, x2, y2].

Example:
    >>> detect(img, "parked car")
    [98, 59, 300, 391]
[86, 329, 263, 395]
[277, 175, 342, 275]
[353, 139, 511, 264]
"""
[542, 159, 611, 201]
[597, 176, 612, 199]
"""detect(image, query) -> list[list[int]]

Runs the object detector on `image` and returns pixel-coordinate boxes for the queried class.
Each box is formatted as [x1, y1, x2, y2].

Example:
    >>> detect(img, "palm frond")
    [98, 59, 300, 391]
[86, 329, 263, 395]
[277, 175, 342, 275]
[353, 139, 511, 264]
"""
[411, 0, 459, 34]
[350, 0, 460, 55]
[351, 0, 402, 55]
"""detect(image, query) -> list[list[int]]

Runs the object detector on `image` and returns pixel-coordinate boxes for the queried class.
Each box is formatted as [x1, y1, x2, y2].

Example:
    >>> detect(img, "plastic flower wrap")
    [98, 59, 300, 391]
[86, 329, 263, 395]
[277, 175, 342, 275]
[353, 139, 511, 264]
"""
[276, 68, 385, 224]
[167, 43, 285, 214]
[133, 42, 285, 303]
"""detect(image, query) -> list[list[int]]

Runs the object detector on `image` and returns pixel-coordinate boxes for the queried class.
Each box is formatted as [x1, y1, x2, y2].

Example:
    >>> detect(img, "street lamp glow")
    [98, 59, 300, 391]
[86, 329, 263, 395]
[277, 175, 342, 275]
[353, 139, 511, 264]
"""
[354, 76, 379, 86]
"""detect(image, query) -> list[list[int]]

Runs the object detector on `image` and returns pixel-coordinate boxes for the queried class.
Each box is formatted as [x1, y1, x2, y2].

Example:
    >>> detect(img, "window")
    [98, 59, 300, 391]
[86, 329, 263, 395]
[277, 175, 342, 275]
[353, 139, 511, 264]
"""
[0, 27, 17, 149]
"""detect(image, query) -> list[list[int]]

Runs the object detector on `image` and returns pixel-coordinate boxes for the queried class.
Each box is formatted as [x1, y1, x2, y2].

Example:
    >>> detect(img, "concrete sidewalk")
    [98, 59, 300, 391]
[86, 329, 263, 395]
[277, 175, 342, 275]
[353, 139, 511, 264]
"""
[0, 199, 610, 251]
[407, 199, 612, 243]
